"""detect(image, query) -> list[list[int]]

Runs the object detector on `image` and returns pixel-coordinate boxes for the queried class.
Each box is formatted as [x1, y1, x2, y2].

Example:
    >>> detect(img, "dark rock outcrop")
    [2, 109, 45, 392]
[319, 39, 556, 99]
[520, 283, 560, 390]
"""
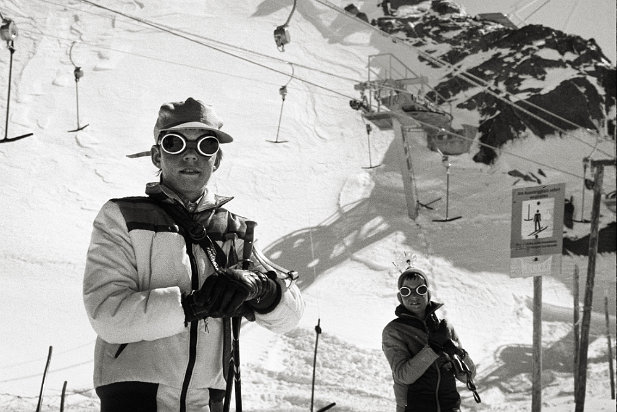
[374, 2, 616, 165]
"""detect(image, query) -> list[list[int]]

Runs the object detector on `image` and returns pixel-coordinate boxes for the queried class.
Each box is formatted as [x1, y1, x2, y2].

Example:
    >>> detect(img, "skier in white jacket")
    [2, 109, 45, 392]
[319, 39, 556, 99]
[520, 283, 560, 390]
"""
[83, 97, 304, 412]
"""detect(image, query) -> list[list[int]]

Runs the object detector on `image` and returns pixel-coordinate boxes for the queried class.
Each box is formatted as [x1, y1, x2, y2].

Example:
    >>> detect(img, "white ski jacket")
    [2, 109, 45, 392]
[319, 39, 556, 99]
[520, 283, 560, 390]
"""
[83, 183, 304, 409]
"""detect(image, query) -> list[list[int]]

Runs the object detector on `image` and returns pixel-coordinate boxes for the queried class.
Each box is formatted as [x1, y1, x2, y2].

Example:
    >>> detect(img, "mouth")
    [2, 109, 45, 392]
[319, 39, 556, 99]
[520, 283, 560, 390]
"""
[179, 168, 201, 175]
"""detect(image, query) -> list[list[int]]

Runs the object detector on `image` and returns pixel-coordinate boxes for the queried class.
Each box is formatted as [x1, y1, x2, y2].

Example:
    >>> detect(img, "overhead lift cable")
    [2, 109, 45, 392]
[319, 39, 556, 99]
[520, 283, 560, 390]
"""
[313, 0, 614, 157]
[73, 0, 352, 100]
[39, 0, 359, 83]
[49, 1, 602, 179]
[37, 0, 363, 86]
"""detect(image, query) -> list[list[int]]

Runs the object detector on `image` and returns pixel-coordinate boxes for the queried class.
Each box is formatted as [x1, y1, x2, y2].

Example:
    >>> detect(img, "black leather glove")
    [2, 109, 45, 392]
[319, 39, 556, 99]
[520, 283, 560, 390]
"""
[220, 269, 281, 314]
[427, 319, 452, 353]
[181, 271, 253, 323]
[182, 269, 282, 322]
[182, 286, 213, 324]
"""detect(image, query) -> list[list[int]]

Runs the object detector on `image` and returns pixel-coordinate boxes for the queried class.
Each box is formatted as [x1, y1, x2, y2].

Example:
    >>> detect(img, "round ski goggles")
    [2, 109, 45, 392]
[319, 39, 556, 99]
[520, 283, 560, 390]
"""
[158, 132, 220, 157]
[399, 284, 428, 297]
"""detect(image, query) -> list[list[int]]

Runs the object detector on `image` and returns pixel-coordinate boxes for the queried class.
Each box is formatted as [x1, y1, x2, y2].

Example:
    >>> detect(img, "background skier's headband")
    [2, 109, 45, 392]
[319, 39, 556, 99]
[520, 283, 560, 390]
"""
[397, 269, 428, 289]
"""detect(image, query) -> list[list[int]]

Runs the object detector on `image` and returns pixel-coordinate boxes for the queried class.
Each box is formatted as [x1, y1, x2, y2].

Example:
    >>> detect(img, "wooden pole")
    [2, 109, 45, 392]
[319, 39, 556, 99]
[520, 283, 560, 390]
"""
[574, 162, 604, 412]
[605, 295, 615, 399]
[532, 275, 542, 412]
[573, 264, 580, 401]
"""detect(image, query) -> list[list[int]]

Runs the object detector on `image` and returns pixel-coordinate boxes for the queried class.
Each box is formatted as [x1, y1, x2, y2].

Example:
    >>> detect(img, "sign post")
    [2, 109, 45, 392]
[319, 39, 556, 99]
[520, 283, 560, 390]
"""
[510, 183, 565, 412]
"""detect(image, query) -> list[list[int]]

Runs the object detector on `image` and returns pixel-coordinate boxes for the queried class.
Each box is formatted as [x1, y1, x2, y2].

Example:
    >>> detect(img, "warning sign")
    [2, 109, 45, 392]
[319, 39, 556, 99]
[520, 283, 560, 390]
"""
[510, 183, 565, 277]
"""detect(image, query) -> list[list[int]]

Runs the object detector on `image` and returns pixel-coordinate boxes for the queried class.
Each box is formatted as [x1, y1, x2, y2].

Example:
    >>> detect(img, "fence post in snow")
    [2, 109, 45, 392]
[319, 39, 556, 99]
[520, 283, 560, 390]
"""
[573, 264, 579, 402]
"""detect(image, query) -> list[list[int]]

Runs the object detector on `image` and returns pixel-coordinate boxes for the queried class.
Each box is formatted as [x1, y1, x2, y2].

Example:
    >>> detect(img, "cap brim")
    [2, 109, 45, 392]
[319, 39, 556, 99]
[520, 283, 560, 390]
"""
[163, 121, 233, 143]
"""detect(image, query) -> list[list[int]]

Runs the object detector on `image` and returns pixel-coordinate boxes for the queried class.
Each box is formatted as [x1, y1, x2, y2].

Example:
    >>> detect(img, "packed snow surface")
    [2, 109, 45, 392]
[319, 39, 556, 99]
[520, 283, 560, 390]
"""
[0, 1, 615, 411]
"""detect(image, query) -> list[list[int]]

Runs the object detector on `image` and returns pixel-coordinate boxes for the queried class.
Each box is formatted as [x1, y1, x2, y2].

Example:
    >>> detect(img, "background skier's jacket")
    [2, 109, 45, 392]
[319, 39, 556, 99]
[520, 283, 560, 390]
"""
[83, 182, 304, 409]
[382, 303, 473, 412]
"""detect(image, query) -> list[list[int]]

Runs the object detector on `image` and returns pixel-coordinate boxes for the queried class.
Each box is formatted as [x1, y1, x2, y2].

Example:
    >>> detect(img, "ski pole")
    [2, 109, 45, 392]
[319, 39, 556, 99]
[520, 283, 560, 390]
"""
[36, 346, 53, 412]
[310, 318, 322, 412]
[224, 221, 256, 412]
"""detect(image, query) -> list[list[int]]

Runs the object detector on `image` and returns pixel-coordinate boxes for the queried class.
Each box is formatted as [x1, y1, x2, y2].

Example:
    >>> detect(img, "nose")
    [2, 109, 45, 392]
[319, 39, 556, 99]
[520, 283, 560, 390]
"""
[182, 146, 199, 161]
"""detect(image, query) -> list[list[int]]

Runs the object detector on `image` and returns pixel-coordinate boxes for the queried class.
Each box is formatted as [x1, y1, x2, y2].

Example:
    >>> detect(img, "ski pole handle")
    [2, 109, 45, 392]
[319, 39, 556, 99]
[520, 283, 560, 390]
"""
[242, 221, 256, 270]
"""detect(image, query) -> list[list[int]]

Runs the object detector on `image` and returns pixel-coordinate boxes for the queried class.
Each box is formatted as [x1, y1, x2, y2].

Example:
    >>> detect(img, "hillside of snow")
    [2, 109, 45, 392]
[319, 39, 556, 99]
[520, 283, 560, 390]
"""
[0, 1, 615, 411]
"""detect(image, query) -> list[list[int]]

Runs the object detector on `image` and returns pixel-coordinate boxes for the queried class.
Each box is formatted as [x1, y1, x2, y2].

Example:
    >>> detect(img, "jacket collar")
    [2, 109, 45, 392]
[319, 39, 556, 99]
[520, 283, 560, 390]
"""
[145, 182, 233, 212]
[395, 301, 443, 321]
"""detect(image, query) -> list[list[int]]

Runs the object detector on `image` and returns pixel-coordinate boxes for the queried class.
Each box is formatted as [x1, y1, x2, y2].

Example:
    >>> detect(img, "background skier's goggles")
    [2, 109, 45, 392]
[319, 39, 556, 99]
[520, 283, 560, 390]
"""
[399, 284, 428, 297]
[158, 132, 220, 157]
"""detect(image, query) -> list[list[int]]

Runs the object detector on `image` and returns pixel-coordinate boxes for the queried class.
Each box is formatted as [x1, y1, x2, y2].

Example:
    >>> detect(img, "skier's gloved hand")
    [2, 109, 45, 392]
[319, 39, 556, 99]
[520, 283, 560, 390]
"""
[182, 287, 212, 324]
[205, 269, 282, 317]
[442, 339, 464, 358]
[428, 319, 452, 353]
[181, 273, 253, 323]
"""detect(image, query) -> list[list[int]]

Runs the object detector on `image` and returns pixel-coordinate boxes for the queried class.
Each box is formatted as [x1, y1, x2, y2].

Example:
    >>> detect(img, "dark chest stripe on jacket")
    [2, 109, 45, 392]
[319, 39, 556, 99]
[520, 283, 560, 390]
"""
[111, 196, 248, 240]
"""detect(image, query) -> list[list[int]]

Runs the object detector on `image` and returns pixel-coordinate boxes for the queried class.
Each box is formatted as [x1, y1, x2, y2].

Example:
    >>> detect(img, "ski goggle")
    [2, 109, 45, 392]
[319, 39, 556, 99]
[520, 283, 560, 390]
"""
[399, 284, 428, 297]
[158, 132, 220, 157]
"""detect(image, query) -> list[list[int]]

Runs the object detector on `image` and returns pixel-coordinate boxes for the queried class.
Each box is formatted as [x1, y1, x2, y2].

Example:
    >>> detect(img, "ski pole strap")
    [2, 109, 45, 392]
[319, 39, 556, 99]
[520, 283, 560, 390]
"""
[148, 196, 227, 272]
[251, 246, 299, 288]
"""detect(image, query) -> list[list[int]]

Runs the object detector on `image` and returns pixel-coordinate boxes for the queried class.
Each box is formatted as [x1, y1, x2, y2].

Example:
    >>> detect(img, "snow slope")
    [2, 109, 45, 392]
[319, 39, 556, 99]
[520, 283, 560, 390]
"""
[0, 0, 614, 411]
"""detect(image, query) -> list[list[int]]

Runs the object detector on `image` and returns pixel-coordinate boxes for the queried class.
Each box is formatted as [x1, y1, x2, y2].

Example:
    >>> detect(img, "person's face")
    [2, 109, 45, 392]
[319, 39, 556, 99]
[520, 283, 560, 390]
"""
[151, 129, 220, 202]
[399, 277, 429, 317]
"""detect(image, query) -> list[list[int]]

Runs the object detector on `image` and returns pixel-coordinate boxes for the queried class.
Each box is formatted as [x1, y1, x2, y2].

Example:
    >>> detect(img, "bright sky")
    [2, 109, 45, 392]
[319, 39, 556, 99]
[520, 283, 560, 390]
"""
[456, 0, 616, 63]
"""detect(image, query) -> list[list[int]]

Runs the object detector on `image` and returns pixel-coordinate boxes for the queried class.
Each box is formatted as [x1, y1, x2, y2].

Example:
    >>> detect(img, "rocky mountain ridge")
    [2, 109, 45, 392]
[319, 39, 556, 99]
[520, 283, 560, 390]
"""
[369, 0, 616, 164]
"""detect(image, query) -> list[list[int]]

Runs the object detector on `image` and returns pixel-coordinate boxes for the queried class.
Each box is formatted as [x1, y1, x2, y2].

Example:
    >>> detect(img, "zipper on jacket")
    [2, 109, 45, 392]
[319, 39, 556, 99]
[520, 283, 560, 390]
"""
[179, 239, 200, 412]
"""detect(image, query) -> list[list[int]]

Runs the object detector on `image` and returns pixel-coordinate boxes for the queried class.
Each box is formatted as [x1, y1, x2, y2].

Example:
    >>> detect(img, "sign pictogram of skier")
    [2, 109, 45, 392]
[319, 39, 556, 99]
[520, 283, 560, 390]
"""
[520, 199, 554, 240]
[527, 209, 548, 236]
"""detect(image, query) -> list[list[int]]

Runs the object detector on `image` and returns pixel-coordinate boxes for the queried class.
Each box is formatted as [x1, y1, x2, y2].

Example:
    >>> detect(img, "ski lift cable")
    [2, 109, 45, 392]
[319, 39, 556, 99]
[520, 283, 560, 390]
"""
[399, 3, 613, 154]
[44, 0, 489, 102]
[25, 33, 601, 182]
[21, 28, 314, 95]
[22, 27, 358, 118]
[410, 117, 588, 180]
[72, 0, 354, 100]
[315, 0, 613, 156]
[21, 24, 349, 104]
[312, 0, 613, 157]
[23, 31, 592, 182]
[28, 2, 609, 178]
[506, 0, 551, 24]
[37, 0, 364, 85]
[519, 0, 551, 24]
[55, 0, 362, 85]
[561, 0, 581, 31]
